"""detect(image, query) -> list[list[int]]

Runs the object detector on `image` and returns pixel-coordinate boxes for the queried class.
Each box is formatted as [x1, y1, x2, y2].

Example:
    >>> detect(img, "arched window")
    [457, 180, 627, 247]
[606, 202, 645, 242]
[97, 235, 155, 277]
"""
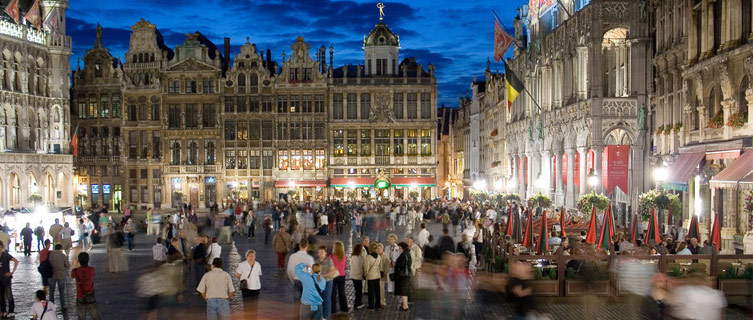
[10, 173, 19, 205]
[205, 141, 215, 165]
[709, 86, 722, 119]
[237, 74, 246, 93]
[188, 141, 198, 165]
[249, 74, 258, 92]
[171, 141, 181, 165]
[739, 76, 749, 114]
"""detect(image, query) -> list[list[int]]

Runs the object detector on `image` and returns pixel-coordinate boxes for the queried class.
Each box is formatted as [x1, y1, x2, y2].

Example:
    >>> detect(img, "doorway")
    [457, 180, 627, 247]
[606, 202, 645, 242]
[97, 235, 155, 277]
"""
[190, 186, 199, 209]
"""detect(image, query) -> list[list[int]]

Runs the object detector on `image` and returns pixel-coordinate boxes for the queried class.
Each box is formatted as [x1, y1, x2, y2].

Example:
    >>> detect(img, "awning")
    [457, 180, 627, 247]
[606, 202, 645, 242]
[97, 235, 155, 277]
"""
[663, 153, 705, 191]
[392, 177, 436, 187]
[709, 150, 753, 189]
[274, 180, 327, 188]
[330, 177, 373, 187]
[706, 150, 741, 160]
[740, 172, 753, 190]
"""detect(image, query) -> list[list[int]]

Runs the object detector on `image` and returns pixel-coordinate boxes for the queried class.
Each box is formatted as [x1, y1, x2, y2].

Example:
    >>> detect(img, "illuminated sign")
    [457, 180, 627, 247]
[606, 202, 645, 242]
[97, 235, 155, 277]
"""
[205, 177, 216, 184]
[91, 184, 99, 194]
[375, 177, 390, 189]
[103, 184, 111, 194]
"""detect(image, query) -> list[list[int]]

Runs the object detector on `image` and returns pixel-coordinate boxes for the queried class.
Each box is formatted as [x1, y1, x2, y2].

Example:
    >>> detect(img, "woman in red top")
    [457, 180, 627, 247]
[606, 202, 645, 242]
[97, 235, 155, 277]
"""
[71, 252, 100, 320]
[330, 241, 348, 313]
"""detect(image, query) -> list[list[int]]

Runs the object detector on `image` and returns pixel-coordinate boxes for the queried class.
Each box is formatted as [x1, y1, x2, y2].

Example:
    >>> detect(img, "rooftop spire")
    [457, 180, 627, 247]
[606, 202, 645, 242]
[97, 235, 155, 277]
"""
[94, 23, 103, 49]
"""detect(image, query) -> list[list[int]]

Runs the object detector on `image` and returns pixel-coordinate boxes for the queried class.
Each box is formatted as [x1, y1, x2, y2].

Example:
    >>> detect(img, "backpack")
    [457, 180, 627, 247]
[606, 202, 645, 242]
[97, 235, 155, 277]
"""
[38, 259, 53, 278]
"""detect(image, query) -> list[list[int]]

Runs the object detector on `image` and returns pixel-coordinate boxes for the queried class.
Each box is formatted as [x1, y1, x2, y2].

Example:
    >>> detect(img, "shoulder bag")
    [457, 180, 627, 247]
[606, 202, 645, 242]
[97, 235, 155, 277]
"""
[239, 263, 254, 290]
[364, 257, 378, 280]
[312, 275, 324, 299]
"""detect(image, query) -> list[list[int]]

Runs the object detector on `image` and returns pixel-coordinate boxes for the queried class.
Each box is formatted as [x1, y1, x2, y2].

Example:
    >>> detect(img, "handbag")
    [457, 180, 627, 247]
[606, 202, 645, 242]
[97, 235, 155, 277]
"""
[239, 263, 254, 290]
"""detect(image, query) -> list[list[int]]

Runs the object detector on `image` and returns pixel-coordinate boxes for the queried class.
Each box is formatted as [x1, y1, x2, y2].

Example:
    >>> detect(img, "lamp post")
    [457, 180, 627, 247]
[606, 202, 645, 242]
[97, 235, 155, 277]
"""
[654, 165, 668, 191]
[588, 169, 599, 192]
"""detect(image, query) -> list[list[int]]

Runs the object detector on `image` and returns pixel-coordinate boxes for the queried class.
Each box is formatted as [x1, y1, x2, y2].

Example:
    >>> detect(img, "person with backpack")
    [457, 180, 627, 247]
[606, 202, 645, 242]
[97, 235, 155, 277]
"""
[71, 252, 100, 319]
[47, 243, 68, 313]
[37, 240, 52, 297]
[294, 262, 325, 320]
[31, 290, 56, 320]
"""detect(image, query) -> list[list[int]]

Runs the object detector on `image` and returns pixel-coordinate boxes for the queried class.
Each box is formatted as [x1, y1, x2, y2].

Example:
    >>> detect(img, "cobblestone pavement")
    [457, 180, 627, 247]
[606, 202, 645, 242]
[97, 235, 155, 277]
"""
[4, 220, 752, 319]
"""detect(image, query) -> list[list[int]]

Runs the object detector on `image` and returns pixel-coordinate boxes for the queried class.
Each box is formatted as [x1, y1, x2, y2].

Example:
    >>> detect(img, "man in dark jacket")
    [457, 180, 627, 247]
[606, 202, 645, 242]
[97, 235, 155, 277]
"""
[191, 236, 207, 294]
[436, 228, 456, 255]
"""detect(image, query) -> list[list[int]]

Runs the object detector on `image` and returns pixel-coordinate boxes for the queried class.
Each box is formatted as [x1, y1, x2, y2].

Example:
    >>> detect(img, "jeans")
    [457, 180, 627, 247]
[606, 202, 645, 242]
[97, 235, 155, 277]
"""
[322, 280, 333, 318]
[293, 280, 303, 319]
[299, 303, 322, 320]
[264, 229, 271, 245]
[247, 224, 255, 238]
[206, 298, 230, 320]
[367, 279, 381, 309]
[241, 289, 259, 318]
[77, 300, 100, 320]
[351, 279, 363, 308]
[331, 276, 347, 313]
[81, 236, 89, 251]
[192, 263, 206, 292]
[23, 239, 31, 256]
[0, 280, 13, 313]
[273, 219, 280, 231]
[126, 234, 134, 250]
[36, 237, 44, 251]
[49, 278, 65, 309]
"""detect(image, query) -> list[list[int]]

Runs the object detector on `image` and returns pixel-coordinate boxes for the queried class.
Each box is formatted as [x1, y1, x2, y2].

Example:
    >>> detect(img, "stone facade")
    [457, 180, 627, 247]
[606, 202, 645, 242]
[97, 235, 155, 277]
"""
[0, 0, 73, 210]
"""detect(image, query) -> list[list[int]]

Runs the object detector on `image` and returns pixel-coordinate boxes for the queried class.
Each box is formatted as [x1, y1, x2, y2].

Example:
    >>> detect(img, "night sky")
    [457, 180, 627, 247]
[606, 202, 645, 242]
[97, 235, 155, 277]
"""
[67, 0, 524, 107]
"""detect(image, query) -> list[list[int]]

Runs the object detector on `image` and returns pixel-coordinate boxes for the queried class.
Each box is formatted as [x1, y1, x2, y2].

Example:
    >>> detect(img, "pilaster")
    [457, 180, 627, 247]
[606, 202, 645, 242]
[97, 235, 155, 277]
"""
[577, 146, 588, 199]
[565, 148, 576, 208]
[721, 99, 735, 139]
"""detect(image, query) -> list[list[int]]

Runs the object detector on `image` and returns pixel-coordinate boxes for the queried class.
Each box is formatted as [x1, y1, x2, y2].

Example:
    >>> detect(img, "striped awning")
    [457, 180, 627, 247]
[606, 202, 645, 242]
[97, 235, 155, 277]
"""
[274, 180, 327, 188]
[330, 177, 374, 187]
[709, 150, 753, 189]
[663, 152, 704, 191]
[391, 177, 435, 187]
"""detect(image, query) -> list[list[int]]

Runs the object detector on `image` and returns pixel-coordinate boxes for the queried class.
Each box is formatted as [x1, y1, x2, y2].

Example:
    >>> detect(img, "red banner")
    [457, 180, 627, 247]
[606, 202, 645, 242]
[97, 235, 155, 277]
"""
[562, 153, 567, 187]
[524, 157, 528, 185]
[586, 149, 594, 173]
[573, 152, 580, 187]
[552, 156, 557, 191]
[601, 145, 630, 195]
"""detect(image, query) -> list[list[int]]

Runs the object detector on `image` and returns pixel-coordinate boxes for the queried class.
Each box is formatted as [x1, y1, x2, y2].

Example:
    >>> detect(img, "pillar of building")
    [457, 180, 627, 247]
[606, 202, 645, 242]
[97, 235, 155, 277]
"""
[565, 148, 576, 209]
[577, 146, 588, 199]
[721, 99, 735, 139]
[554, 149, 564, 206]
[540, 150, 552, 196]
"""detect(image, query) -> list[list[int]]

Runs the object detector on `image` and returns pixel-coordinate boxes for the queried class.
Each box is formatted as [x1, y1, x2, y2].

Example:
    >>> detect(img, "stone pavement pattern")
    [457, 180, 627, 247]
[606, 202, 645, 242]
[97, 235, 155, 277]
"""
[5, 220, 752, 319]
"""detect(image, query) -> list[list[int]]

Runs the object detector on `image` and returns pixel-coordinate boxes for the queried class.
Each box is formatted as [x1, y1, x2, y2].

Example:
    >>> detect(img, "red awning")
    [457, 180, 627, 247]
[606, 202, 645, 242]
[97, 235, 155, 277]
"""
[710, 150, 753, 188]
[665, 153, 705, 185]
[706, 150, 741, 160]
[739, 172, 753, 190]
[392, 177, 435, 186]
[274, 180, 327, 188]
[330, 177, 374, 187]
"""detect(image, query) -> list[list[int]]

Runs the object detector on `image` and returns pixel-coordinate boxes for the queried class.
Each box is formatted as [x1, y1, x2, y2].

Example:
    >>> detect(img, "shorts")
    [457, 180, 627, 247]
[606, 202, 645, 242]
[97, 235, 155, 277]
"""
[62, 238, 72, 250]
[41, 276, 49, 286]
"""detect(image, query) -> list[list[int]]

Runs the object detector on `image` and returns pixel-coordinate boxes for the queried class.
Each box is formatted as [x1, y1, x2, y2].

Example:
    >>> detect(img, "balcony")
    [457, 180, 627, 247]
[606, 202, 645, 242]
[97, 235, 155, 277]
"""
[375, 156, 390, 166]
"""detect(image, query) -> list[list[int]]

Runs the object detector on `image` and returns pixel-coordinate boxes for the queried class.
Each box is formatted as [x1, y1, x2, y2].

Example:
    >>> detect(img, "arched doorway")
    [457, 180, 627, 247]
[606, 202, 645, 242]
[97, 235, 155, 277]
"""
[604, 128, 633, 226]
[9, 173, 20, 206]
[44, 173, 54, 205]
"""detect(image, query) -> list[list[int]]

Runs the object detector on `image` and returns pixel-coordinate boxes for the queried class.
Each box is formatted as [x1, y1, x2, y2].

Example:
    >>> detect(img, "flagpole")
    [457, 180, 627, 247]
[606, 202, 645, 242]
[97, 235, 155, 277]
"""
[494, 10, 543, 113]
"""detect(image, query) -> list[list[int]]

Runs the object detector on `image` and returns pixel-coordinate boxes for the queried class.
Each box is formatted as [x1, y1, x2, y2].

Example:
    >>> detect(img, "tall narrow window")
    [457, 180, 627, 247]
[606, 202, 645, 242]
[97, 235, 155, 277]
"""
[237, 74, 246, 93]
[315, 94, 325, 113]
[347, 131, 357, 156]
[203, 79, 214, 93]
[315, 123, 325, 139]
[237, 121, 248, 140]
[262, 96, 273, 112]
[333, 130, 344, 156]
[236, 96, 247, 113]
[277, 122, 288, 140]
[262, 121, 273, 140]
[202, 104, 216, 128]
[315, 149, 325, 169]
[249, 120, 260, 140]
[347, 93, 357, 119]
[291, 150, 301, 170]
[407, 129, 417, 155]
[407, 93, 417, 119]
[303, 150, 313, 170]
[237, 150, 248, 169]
[375, 130, 390, 156]
[188, 141, 198, 165]
[290, 122, 300, 140]
[224, 96, 235, 112]
[393, 93, 404, 119]
[152, 131, 161, 158]
[743, 0, 752, 43]
[129, 132, 138, 159]
[360, 93, 371, 119]
[393, 129, 404, 155]
[421, 93, 432, 119]
[290, 95, 300, 113]
[302, 95, 313, 113]
[302, 122, 313, 140]
[277, 96, 288, 113]
[185, 104, 198, 128]
[205, 141, 216, 165]
[420, 129, 432, 155]
[225, 150, 236, 169]
[713, 0, 722, 52]
[262, 150, 274, 169]
[249, 96, 260, 112]
[360, 130, 371, 155]
[249, 74, 258, 93]
[333, 94, 343, 119]
[224, 121, 236, 140]
[278, 150, 289, 170]
[249, 150, 260, 169]
[170, 141, 181, 165]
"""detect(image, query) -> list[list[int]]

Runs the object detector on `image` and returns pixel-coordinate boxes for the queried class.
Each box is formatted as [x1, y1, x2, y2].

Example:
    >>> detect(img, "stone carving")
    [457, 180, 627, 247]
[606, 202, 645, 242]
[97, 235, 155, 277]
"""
[718, 66, 733, 99]
[369, 92, 395, 122]
[745, 57, 753, 79]
[637, 106, 646, 131]
[601, 2, 629, 20]
[602, 98, 638, 117]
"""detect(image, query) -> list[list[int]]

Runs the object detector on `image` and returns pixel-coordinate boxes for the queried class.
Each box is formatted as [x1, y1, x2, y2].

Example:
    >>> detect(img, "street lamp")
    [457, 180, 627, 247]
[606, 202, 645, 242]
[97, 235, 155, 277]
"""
[654, 166, 668, 186]
[494, 179, 504, 191]
[588, 170, 599, 189]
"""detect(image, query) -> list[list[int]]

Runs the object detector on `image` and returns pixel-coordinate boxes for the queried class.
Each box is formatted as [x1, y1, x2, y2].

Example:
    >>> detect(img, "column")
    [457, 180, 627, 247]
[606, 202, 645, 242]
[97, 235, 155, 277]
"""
[555, 150, 564, 205]
[746, 85, 753, 126]
[721, 99, 735, 139]
[540, 150, 552, 195]
[577, 147, 588, 198]
[697, 105, 706, 141]
[576, 46, 589, 100]
[565, 148, 576, 208]
[593, 144, 604, 194]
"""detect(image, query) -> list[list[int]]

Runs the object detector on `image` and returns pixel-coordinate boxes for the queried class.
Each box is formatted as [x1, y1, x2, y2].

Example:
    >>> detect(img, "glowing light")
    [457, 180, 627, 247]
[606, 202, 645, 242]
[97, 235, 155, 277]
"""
[694, 175, 702, 217]
[588, 173, 599, 188]
[654, 166, 668, 182]
[410, 182, 419, 189]
[473, 180, 486, 191]
[348, 181, 356, 189]
[494, 180, 504, 191]
[507, 180, 516, 191]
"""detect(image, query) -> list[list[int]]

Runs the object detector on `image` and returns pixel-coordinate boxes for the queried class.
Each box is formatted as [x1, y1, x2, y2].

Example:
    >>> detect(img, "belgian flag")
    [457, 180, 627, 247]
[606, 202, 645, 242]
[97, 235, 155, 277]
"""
[504, 60, 524, 115]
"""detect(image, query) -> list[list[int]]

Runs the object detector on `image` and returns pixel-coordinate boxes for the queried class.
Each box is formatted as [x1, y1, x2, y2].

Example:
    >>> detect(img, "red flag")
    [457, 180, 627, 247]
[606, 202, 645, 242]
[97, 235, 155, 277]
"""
[4, 0, 19, 24]
[71, 124, 79, 157]
[630, 214, 638, 245]
[493, 17, 513, 62]
[585, 205, 597, 244]
[559, 206, 566, 238]
[710, 212, 721, 251]
[25, 0, 41, 30]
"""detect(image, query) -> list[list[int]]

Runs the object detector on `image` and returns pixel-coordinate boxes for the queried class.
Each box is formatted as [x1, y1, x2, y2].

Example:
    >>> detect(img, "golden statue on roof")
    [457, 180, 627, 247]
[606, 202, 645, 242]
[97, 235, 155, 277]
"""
[377, 2, 385, 21]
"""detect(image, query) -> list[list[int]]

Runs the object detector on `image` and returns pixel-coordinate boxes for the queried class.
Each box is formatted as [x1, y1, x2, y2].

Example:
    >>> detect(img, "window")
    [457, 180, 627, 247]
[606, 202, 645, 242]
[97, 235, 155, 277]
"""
[225, 150, 236, 169]
[168, 105, 180, 128]
[140, 169, 148, 179]
[290, 95, 300, 113]
[188, 141, 198, 164]
[360, 130, 371, 155]
[185, 104, 198, 128]
[303, 68, 312, 81]
[78, 102, 86, 119]
[315, 94, 325, 113]
[90, 100, 100, 118]
[152, 169, 161, 180]
[394, 129, 404, 155]
[277, 122, 288, 140]
[393, 93, 404, 119]
[333, 130, 344, 156]
[249, 74, 258, 93]
[205, 141, 216, 164]
[128, 104, 137, 121]
[315, 149, 325, 169]
[290, 122, 300, 140]
[302, 95, 312, 113]
[333, 94, 343, 119]
[361, 93, 371, 119]
[347, 93, 357, 119]
[224, 121, 236, 140]
[237, 150, 248, 169]
[249, 150, 260, 169]
[186, 80, 197, 93]
[170, 141, 181, 165]
[407, 129, 417, 155]
[421, 93, 432, 119]
[249, 120, 260, 140]
[420, 129, 432, 155]
[236, 96, 247, 113]
[129, 187, 138, 204]
[375, 129, 390, 156]
[347, 131, 357, 156]
[139, 103, 147, 121]
[101, 99, 110, 118]
[129, 169, 137, 179]
[278, 150, 289, 170]
[291, 150, 301, 170]
[262, 150, 274, 169]
[224, 96, 235, 112]
[713, 0, 721, 52]
[152, 131, 161, 158]
[112, 98, 121, 117]
[141, 186, 149, 203]
[303, 150, 313, 170]
[202, 104, 216, 128]
[151, 101, 160, 121]
[237, 74, 246, 92]
[315, 123, 325, 139]
[262, 96, 273, 112]
[153, 187, 161, 208]
[129, 132, 138, 159]
[262, 121, 273, 140]
[249, 96, 260, 112]
[277, 95, 288, 113]
[407, 93, 417, 119]
[302, 122, 313, 140]
[168, 81, 179, 93]
[291, 68, 299, 81]
[237, 121, 248, 140]
[202, 79, 214, 93]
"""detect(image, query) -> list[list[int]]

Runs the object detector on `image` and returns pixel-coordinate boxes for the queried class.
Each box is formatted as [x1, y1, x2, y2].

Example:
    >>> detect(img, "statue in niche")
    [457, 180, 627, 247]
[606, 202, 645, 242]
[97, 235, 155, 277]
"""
[639, 0, 648, 22]
[637, 106, 646, 131]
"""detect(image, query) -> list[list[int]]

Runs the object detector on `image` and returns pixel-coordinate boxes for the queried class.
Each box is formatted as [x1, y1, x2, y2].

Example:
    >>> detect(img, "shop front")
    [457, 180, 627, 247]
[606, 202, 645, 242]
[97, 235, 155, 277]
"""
[392, 177, 435, 200]
[709, 149, 753, 253]
[275, 180, 328, 201]
[330, 177, 374, 201]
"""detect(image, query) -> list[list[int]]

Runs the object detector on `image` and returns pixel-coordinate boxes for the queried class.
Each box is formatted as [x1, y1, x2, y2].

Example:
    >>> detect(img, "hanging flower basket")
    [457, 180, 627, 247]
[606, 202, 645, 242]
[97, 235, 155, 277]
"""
[707, 113, 724, 129]
[576, 192, 609, 215]
[656, 125, 664, 135]
[673, 123, 682, 132]
[28, 193, 43, 204]
[637, 189, 682, 222]
[527, 193, 552, 209]
[726, 112, 748, 129]
[504, 193, 521, 203]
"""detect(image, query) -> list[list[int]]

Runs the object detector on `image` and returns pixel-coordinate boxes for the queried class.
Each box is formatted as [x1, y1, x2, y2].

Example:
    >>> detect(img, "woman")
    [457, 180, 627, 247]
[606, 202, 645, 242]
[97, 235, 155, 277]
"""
[316, 246, 338, 319]
[294, 263, 325, 320]
[363, 243, 382, 310]
[349, 244, 365, 309]
[71, 252, 100, 319]
[77, 218, 88, 252]
[31, 289, 56, 320]
[330, 241, 348, 313]
[377, 243, 390, 307]
[106, 223, 127, 272]
[235, 250, 262, 318]
[393, 242, 412, 311]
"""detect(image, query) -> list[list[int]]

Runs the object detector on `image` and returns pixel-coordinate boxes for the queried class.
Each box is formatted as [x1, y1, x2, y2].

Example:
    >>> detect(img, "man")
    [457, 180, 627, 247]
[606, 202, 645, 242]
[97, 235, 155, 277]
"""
[34, 221, 46, 252]
[83, 218, 95, 250]
[407, 236, 422, 275]
[441, 211, 450, 230]
[0, 241, 17, 317]
[47, 244, 68, 312]
[437, 228, 456, 254]
[191, 236, 208, 294]
[20, 223, 33, 256]
[59, 222, 73, 256]
[286, 239, 314, 318]
[152, 237, 167, 267]
[547, 231, 562, 247]
[272, 226, 291, 269]
[416, 223, 430, 249]
[38, 240, 52, 296]
[361, 237, 371, 255]
[699, 240, 714, 255]
[197, 258, 234, 320]
[124, 220, 136, 251]
[146, 208, 155, 235]
[206, 237, 222, 264]
[688, 237, 700, 254]
[48, 219, 63, 248]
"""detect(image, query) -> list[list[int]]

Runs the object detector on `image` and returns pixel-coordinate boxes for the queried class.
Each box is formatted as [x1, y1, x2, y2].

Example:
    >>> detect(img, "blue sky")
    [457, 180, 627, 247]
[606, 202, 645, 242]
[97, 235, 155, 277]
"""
[67, 0, 525, 107]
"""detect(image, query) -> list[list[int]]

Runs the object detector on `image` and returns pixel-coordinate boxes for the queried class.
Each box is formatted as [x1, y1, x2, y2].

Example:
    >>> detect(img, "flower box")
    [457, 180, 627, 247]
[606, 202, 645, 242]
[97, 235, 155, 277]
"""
[565, 280, 610, 296]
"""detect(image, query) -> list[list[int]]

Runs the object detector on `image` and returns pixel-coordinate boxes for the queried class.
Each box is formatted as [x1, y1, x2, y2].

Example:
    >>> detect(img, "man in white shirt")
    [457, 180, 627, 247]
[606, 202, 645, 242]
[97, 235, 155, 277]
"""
[60, 222, 73, 256]
[197, 258, 234, 320]
[206, 237, 222, 263]
[235, 250, 262, 318]
[152, 237, 167, 266]
[548, 232, 562, 246]
[286, 239, 314, 319]
[417, 223, 430, 249]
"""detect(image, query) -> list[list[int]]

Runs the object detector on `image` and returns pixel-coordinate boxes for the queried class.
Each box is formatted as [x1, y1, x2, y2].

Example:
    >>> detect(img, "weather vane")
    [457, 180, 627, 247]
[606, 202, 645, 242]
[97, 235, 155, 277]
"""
[377, 2, 385, 21]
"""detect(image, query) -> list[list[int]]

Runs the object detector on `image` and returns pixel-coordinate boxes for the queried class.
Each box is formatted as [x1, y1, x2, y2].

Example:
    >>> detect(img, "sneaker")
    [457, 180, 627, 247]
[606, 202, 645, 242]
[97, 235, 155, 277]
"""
[356, 305, 365, 309]
[4, 312, 14, 317]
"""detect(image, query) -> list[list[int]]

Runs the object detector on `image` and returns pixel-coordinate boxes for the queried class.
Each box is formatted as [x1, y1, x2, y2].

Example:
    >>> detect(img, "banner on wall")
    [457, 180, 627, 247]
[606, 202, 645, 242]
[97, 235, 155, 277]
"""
[562, 153, 567, 187]
[529, 0, 555, 19]
[573, 152, 580, 187]
[601, 145, 630, 195]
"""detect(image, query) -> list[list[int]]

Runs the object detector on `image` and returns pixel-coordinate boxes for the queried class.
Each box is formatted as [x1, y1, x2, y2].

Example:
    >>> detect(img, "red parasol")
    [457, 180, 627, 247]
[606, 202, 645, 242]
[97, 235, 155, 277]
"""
[522, 208, 535, 248]
[585, 205, 598, 244]
[536, 210, 549, 253]
[560, 206, 567, 238]
[710, 211, 721, 251]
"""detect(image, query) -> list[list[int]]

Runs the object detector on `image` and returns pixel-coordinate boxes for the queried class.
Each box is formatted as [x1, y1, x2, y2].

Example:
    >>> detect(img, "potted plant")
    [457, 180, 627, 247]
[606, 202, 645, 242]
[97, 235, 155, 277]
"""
[726, 112, 748, 129]
[673, 123, 682, 133]
[471, 191, 488, 203]
[28, 193, 43, 204]
[637, 189, 682, 222]
[707, 112, 724, 129]
[656, 125, 665, 135]
[529, 266, 559, 296]
[527, 193, 552, 209]
[718, 265, 753, 296]
[577, 192, 610, 215]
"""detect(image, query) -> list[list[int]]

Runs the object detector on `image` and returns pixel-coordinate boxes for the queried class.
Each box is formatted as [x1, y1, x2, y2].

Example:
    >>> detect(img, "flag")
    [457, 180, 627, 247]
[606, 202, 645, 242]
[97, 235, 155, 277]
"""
[504, 60, 524, 114]
[44, 8, 59, 34]
[535, 211, 549, 253]
[25, 0, 41, 30]
[647, 208, 661, 245]
[505, 205, 514, 238]
[4, 0, 19, 24]
[493, 16, 513, 62]
[630, 213, 638, 245]
[710, 212, 721, 251]
[512, 208, 522, 243]
[686, 213, 699, 241]
[71, 124, 79, 157]
[585, 205, 597, 244]
[559, 206, 567, 238]
[522, 208, 534, 248]
[598, 204, 615, 251]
